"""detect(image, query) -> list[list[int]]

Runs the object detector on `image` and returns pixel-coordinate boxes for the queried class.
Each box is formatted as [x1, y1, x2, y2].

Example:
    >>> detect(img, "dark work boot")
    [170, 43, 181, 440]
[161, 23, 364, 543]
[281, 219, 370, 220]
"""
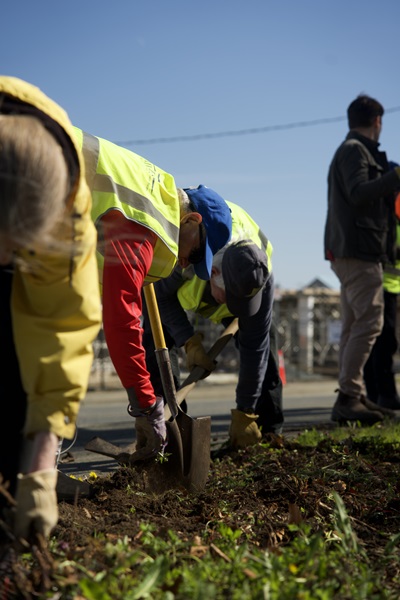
[361, 396, 397, 419]
[331, 391, 384, 425]
[377, 395, 400, 411]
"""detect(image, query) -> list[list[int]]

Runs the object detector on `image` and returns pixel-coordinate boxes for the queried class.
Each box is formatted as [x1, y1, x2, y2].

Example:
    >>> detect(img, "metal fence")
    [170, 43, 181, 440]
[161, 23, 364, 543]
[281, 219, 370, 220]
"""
[275, 286, 341, 378]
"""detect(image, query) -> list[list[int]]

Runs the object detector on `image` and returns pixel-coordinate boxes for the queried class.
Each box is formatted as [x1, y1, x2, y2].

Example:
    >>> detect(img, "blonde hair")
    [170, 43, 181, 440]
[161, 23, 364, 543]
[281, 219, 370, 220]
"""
[0, 115, 69, 250]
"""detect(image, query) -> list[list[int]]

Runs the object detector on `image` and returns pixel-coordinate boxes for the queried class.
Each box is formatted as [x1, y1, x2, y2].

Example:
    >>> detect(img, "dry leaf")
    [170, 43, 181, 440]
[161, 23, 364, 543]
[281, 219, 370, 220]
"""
[190, 545, 209, 558]
[288, 503, 303, 525]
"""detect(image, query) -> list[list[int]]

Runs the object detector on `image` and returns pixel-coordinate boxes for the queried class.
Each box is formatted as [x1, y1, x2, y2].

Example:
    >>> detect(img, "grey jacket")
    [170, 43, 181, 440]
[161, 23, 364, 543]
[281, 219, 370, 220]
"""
[324, 131, 399, 263]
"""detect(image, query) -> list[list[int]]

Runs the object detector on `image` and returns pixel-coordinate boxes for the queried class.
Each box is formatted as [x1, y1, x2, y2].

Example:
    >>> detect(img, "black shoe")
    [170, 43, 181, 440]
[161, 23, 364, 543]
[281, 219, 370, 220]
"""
[361, 396, 397, 419]
[377, 395, 400, 411]
[331, 391, 384, 425]
[258, 421, 283, 436]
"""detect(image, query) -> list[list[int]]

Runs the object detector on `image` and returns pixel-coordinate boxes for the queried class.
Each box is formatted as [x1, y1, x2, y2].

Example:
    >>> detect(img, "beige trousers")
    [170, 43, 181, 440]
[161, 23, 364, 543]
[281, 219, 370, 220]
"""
[331, 259, 384, 398]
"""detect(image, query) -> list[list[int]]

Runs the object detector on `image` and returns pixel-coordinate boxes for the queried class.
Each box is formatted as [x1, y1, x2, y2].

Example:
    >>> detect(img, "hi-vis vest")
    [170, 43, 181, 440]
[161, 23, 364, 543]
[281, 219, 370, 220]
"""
[383, 221, 400, 294]
[73, 127, 180, 283]
[177, 201, 273, 322]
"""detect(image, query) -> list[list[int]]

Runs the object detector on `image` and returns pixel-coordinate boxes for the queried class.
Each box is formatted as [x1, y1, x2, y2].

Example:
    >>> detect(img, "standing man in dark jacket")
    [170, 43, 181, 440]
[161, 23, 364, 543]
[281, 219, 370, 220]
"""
[324, 94, 400, 424]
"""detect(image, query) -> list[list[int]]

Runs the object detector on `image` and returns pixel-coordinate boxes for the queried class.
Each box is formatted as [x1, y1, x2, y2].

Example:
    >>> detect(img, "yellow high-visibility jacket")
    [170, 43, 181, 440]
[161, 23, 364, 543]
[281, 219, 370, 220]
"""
[177, 201, 273, 322]
[74, 128, 180, 284]
[383, 222, 400, 294]
[0, 77, 101, 439]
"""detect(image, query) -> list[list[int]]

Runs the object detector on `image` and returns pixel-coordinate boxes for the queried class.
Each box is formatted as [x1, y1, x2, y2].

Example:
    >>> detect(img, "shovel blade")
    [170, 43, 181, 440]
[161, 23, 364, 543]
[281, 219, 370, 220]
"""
[84, 436, 133, 464]
[56, 470, 92, 502]
[163, 412, 211, 493]
[177, 412, 211, 492]
[84, 418, 211, 494]
[163, 419, 185, 480]
[85, 436, 123, 459]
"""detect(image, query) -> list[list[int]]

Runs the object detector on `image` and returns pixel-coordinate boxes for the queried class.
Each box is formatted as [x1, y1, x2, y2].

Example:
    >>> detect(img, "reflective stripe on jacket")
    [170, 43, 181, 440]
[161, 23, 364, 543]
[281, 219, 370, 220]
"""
[177, 201, 273, 321]
[74, 127, 180, 283]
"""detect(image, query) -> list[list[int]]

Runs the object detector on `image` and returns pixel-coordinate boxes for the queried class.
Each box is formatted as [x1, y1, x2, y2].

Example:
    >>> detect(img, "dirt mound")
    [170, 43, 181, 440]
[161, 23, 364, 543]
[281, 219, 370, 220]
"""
[2, 431, 400, 598]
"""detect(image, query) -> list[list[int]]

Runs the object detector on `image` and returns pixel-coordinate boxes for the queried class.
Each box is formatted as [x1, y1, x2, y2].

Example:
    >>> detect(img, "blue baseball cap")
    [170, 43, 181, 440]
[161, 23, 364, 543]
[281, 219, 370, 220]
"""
[184, 185, 232, 280]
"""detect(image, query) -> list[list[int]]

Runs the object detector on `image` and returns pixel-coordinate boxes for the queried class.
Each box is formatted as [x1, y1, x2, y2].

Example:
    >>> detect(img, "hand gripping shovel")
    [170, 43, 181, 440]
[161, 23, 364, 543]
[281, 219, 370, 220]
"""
[170, 318, 239, 417]
[85, 318, 238, 470]
[143, 283, 211, 493]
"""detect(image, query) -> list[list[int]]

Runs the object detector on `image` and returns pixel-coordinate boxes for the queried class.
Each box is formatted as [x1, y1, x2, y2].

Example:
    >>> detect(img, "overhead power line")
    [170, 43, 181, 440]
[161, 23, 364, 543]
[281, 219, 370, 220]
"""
[114, 106, 400, 147]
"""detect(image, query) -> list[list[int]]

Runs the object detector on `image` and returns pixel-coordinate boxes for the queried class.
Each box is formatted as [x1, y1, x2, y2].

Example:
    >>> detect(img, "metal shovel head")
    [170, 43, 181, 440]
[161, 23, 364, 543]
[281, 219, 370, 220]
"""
[154, 349, 211, 491]
[173, 410, 211, 493]
[157, 362, 211, 492]
[56, 470, 92, 502]
[162, 319, 239, 492]
[144, 284, 212, 493]
[84, 436, 132, 465]
[85, 417, 211, 493]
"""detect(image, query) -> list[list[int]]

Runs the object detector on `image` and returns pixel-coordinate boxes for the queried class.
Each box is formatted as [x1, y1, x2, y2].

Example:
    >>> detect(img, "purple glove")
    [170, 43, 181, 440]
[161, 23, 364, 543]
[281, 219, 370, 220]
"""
[128, 396, 167, 462]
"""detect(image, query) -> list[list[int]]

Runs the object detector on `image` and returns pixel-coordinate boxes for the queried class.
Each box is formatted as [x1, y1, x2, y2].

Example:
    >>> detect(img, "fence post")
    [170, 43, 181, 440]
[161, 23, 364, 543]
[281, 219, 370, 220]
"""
[298, 292, 314, 374]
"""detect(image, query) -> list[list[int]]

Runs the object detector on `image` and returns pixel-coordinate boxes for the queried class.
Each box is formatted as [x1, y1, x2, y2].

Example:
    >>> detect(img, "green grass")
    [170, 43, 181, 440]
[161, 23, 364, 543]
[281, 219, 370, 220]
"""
[7, 421, 400, 599]
[47, 502, 400, 600]
[296, 421, 400, 448]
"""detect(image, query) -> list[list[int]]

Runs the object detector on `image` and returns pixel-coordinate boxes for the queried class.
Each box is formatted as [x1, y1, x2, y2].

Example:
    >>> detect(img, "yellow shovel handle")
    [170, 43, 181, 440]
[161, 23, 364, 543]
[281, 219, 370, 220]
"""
[143, 284, 166, 350]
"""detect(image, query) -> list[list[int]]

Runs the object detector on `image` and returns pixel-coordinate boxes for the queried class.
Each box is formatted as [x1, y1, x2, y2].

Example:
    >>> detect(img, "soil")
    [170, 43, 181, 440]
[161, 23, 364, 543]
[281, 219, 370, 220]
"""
[2, 429, 400, 598]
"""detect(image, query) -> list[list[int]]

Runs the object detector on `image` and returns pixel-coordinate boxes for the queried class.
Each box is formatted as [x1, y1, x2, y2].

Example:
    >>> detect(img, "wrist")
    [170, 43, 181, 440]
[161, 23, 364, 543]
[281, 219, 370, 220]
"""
[128, 396, 161, 417]
[28, 432, 59, 473]
[140, 398, 158, 416]
[18, 468, 56, 481]
[127, 386, 157, 416]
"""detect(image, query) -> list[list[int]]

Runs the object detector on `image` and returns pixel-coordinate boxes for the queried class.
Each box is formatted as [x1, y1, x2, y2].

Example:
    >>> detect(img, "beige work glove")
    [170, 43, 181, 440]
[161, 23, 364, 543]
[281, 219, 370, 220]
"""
[184, 332, 216, 373]
[229, 409, 262, 449]
[14, 469, 58, 542]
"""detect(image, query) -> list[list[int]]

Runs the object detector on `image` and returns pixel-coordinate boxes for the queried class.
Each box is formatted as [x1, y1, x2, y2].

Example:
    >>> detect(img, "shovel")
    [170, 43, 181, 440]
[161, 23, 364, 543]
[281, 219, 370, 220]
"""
[143, 283, 211, 493]
[85, 318, 238, 473]
[168, 317, 239, 418]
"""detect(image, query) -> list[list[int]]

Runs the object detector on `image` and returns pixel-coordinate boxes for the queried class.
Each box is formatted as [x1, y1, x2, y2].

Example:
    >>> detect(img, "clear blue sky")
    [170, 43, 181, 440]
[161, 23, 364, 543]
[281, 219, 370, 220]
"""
[2, 0, 399, 289]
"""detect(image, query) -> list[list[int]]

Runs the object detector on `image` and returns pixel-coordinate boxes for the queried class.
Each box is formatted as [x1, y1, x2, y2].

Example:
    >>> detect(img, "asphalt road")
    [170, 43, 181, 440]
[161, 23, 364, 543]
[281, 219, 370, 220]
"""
[58, 374, 337, 478]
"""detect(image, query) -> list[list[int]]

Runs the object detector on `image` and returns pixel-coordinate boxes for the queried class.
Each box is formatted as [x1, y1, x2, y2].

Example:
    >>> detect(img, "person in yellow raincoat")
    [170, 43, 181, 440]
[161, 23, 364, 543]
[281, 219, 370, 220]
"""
[0, 77, 101, 542]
